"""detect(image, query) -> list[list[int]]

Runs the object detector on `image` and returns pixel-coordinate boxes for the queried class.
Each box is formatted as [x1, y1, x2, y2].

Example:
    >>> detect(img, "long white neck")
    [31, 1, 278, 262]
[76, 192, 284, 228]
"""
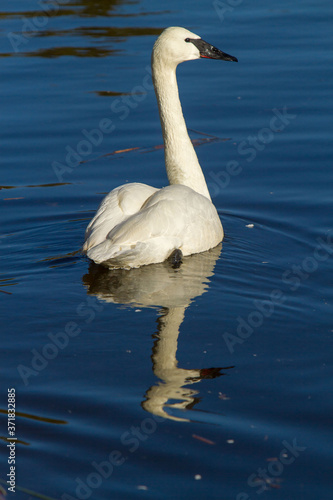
[152, 57, 211, 200]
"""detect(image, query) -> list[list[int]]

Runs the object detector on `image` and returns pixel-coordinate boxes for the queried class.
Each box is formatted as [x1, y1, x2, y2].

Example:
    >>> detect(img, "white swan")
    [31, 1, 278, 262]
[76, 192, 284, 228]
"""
[83, 27, 237, 269]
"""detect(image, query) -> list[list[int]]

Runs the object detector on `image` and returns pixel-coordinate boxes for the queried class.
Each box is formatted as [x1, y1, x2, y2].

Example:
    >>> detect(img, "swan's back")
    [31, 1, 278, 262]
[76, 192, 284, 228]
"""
[86, 185, 223, 269]
[83, 183, 158, 252]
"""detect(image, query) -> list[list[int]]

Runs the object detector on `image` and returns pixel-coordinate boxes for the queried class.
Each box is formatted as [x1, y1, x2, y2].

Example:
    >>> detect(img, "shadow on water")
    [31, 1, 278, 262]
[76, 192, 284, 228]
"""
[0, 0, 163, 19]
[1, 1, 165, 58]
[83, 244, 234, 422]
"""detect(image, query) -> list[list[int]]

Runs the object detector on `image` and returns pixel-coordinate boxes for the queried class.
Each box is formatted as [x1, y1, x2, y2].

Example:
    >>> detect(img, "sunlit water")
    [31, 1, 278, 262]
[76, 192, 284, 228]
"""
[1, 1, 333, 499]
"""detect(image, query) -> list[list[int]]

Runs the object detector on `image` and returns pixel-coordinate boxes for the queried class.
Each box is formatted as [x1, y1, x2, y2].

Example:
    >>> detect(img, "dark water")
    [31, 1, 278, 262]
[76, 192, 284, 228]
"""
[1, 1, 333, 499]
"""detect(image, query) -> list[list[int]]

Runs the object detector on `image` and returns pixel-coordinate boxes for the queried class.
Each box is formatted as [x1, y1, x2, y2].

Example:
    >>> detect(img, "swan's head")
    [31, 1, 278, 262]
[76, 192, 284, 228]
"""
[152, 27, 238, 68]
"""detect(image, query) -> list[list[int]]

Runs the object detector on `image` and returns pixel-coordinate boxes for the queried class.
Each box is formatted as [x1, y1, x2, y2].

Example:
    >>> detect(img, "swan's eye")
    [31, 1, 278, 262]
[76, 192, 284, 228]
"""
[185, 38, 190, 43]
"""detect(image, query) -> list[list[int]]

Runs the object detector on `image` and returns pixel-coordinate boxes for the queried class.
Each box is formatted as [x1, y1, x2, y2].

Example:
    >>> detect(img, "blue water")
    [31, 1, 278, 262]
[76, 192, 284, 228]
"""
[1, 1, 333, 499]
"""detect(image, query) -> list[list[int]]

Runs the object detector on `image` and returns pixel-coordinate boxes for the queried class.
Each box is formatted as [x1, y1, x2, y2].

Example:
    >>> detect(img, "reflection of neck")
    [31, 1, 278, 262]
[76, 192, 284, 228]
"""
[143, 306, 202, 422]
[152, 56, 211, 200]
[152, 307, 185, 375]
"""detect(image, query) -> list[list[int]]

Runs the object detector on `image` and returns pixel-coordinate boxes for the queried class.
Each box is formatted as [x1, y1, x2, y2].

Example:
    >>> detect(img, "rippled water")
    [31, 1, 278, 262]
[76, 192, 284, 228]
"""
[1, 1, 333, 499]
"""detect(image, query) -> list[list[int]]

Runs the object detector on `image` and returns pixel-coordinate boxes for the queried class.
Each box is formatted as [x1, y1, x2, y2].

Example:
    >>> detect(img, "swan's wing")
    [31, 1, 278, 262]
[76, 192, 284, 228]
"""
[86, 185, 223, 268]
[83, 182, 158, 251]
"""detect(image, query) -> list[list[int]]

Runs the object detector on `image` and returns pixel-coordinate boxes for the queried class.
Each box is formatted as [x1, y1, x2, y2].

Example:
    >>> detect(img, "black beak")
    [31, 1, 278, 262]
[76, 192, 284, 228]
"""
[189, 38, 238, 62]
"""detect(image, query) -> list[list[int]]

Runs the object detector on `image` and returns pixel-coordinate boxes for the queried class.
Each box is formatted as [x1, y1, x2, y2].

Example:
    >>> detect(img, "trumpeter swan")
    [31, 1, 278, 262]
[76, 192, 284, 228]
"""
[83, 27, 237, 269]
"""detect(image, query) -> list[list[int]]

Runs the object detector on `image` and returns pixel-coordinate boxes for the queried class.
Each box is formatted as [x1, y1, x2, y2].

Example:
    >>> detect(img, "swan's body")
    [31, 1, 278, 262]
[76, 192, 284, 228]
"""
[83, 27, 237, 269]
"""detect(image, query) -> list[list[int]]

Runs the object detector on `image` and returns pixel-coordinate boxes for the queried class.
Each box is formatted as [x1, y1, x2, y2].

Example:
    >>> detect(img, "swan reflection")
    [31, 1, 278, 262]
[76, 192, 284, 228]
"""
[83, 244, 233, 422]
